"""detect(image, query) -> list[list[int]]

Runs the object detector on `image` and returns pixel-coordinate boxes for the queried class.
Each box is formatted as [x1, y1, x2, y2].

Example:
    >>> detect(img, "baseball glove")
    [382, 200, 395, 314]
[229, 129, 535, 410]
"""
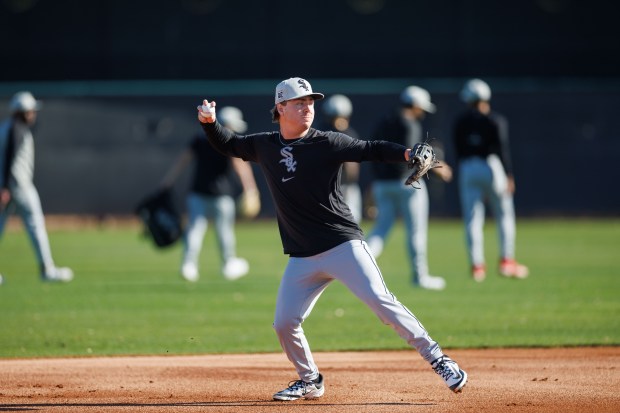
[238, 189, 261, 218]
[405, 142, 441, 188]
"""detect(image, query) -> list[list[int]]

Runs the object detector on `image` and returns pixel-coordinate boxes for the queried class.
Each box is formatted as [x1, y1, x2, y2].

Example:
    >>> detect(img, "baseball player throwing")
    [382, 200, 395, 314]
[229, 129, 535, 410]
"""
[197, 77, 467, 401]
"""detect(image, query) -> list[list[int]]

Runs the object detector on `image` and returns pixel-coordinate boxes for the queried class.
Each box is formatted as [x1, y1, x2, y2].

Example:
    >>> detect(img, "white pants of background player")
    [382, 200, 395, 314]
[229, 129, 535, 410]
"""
[458, 154, 516, 267]
[341, 183, 362, 224]
[182, 192, 248, 279]
[0, 183, 56, 274]
[366, 179, 431, 283]
[273, 239, 443, 382]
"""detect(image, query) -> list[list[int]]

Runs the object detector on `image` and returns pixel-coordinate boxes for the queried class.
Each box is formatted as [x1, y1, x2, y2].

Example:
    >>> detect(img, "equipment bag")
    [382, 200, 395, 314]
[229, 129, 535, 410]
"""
[135, 189, 182, 248]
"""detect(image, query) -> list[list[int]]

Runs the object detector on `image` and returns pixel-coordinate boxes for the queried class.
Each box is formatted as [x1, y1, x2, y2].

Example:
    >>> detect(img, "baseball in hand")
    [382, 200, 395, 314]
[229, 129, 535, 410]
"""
[201, 103, 214, 115]
[197, 100, 216, 122]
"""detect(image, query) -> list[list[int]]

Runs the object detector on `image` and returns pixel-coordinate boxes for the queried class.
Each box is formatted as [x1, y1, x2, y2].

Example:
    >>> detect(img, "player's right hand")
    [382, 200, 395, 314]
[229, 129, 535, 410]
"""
[197, 99, 216, 123]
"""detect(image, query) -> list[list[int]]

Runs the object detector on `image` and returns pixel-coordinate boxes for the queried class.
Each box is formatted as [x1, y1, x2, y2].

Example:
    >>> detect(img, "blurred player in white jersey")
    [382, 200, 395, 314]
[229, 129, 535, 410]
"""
[0, 91, 73, 283]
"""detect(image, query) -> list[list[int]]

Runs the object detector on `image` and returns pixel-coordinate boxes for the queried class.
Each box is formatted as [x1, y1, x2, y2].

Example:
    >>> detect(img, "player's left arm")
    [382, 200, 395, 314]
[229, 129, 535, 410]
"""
[495, 115, 515, 193]
[432, 160, 452, 182]
[427, 142, 452, 182]
[341, 135, 407, 163]
[232, 157, 261, 218]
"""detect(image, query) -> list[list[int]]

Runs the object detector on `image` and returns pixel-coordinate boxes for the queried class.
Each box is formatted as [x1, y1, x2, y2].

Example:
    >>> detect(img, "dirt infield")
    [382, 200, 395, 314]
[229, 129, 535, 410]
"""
[0, 347, 618, 413]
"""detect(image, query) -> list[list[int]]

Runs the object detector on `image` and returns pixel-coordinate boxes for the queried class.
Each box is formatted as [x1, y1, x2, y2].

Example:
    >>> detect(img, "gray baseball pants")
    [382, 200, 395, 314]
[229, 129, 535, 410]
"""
[273, 239, 443, 382]
[0, 183, 55, 273]
[458, 154, 516, 266]
[182, 192, 237, 268]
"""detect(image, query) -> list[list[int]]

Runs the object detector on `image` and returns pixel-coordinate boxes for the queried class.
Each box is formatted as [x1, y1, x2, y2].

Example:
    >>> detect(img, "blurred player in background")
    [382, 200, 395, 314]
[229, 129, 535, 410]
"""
[0, 91, 73, 283]
[319, 94, 363, 223]
[196, 77, 467, 401]
[452, 78, 528, 282]
[161, 106, 260, 282]
[366, 86, 452, 290]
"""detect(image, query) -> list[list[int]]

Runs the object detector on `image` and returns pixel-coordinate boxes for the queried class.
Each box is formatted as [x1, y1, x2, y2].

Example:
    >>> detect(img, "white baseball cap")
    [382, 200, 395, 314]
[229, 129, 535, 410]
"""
[400, 86, 436, 113]
[275, 77, 324, 104]
[10, 91, 42, 113]
[460, 78, 492, 103]
[218, 106, 247, 133]
[322, 94, 353, 118]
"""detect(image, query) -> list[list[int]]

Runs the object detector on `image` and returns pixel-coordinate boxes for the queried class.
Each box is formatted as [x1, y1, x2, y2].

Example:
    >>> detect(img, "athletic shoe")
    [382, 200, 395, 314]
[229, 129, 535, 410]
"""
[42, 266, 74, 282]
[431, 355, 467, 393]
[472, 264, 486, 282]
[415, 274, 446, 291]
[222, 257, 249, 281]
[273, 374, 324, 401]
[0, 274, 4, 285]
[499, 258, 529, 279]
[181, 262, 199, 282]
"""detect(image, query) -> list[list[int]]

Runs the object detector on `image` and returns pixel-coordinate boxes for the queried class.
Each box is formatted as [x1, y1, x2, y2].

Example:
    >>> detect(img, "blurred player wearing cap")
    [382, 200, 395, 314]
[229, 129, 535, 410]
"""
[319, 94, 363, 223]
[196, 77, 467, 400]
[366, 86, 453, 290]
[452, 78, 528, 282]
[0, 91, 73, 283]
[160, 106, 260, 282]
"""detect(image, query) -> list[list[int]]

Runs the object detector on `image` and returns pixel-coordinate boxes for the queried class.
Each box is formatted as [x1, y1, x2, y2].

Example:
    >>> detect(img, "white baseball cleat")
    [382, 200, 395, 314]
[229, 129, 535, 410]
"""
[366, 236, 384, 258]
[273, 374, 325, 401]
[181, 262, 199, 282]
[222, 257, 249, 281]
[415, 274, 446, 290]
[42, 266, 74, 282]
[431, 355, 467, 393]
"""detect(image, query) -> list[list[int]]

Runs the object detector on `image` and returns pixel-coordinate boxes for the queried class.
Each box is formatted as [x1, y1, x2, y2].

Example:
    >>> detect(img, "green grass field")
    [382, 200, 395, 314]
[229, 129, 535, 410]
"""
[0, 218, 618, 358]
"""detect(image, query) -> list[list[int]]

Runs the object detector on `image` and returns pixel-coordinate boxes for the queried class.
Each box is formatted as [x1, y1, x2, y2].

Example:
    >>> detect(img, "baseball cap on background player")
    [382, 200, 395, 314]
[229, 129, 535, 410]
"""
[460, 78, 492, 103]
[275, 77, 324, 104]
[9, 91, 42, 113]
[218, 106, 247, 134]
[322, 94, 353, 119]
[400, 86, 436, 113]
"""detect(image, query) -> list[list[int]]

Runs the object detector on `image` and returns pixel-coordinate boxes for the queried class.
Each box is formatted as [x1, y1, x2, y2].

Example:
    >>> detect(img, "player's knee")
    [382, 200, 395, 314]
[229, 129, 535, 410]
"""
[272, 316, 301, 337]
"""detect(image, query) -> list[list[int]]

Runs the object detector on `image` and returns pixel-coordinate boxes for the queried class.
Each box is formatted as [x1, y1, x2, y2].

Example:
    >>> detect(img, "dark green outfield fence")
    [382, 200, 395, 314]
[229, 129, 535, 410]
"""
[0, 78, 618, 217]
